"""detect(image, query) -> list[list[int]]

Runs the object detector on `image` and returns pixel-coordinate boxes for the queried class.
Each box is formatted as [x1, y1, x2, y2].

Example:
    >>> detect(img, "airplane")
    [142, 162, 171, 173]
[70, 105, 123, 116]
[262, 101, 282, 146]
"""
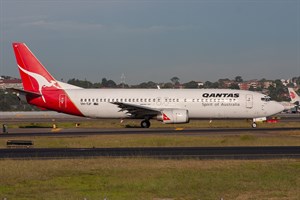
[278, 101, 296, 111]
[277, 88, 298, 111]
[11, 42, 284, 128]
[288, 88, 300, 104]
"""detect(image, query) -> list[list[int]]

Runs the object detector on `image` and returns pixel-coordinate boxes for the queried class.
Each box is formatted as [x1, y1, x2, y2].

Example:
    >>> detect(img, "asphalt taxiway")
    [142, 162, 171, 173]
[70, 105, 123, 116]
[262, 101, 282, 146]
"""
[1, 112, 299, 122]
[1, 146, 300, 159]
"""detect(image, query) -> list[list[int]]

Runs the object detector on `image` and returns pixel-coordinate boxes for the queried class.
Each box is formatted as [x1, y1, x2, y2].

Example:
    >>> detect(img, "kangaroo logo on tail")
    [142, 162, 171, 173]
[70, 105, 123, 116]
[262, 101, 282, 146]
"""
[18, 65, 61, 102]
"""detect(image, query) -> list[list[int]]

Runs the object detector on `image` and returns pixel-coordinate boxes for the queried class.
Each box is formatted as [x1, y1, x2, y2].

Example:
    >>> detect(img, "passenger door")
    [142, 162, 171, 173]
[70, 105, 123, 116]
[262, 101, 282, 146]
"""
[246, 94, 253, 108]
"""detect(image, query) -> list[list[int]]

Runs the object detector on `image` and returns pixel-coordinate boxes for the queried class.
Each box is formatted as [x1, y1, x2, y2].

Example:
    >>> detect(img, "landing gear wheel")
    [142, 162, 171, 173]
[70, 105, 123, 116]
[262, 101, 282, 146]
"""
[141, 120, 151, 128]
[252, 122, 257, 128]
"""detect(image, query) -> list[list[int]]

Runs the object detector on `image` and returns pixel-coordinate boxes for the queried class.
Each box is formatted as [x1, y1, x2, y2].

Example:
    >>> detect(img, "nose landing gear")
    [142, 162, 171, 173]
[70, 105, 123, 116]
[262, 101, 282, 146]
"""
[141, 120, 150, 128]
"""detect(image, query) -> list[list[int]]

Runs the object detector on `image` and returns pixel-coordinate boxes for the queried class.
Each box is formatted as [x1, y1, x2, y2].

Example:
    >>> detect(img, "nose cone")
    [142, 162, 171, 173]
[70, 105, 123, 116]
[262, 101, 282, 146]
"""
[279, 102, 295, 110]
[269, 101, 285, 115]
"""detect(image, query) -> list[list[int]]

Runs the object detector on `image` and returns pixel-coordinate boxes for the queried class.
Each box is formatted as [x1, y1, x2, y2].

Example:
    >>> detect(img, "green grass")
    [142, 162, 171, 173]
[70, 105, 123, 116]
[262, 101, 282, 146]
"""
[1, 131, 300, 148]
[0, 158, 299, 199]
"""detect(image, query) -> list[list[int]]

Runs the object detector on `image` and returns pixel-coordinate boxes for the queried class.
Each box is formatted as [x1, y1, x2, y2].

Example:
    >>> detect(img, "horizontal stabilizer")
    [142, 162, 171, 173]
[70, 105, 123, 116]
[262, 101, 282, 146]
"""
[7, 88, 42, 98]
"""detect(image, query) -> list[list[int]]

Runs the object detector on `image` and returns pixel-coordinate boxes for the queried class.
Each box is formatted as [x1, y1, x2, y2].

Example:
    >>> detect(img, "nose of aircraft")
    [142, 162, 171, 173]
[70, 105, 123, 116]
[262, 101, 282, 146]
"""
[270, 101, 285, 115]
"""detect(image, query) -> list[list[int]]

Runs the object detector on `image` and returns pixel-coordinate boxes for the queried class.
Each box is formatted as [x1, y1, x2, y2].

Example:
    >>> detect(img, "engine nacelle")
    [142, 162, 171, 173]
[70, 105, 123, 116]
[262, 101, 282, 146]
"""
[157, 109, 189, 124]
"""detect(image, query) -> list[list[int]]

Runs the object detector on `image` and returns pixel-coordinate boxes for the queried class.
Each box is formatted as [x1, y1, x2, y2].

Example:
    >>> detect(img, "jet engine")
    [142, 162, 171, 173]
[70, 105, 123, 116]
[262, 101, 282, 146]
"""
[157, 109, 189, 124]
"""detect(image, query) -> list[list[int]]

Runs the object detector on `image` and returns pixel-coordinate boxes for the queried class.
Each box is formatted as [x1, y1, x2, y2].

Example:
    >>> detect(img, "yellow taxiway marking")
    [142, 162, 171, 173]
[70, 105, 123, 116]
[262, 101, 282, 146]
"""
[51, 128, 62, 132]
[175, 128, 184, 131]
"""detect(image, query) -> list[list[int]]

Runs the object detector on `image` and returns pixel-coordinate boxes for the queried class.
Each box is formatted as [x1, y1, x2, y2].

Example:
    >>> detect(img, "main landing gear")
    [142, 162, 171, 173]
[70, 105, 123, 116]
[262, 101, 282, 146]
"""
[251, 122, 257, 128]
[141, 120, 151, 128]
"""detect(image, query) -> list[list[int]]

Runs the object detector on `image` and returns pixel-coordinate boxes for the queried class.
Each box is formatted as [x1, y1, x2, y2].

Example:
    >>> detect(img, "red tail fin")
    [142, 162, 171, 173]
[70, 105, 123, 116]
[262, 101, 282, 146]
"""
[12, 42, 83, 116]
[13, 43, 58, 92]
[12, 43, 62, 102]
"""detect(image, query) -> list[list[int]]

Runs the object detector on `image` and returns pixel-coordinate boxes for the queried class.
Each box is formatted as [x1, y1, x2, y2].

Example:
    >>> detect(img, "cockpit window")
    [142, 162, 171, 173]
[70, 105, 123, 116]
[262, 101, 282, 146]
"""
[261, 96, 271, 102]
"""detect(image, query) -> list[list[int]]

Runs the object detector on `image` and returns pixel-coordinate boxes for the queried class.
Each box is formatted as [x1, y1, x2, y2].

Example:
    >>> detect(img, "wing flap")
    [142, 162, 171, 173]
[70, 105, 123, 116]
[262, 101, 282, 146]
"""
[111, 102, 160, 119]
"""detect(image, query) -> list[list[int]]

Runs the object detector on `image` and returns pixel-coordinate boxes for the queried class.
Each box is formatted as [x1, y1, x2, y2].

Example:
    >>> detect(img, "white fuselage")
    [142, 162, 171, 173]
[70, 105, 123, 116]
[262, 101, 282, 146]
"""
[64, 89, 284, 119]
[11, 42, 285, 127]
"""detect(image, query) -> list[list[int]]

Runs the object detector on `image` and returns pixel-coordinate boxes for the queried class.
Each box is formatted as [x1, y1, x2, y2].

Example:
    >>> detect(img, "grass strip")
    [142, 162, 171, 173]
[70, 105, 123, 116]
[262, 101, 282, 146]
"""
[0, 158, 299, 200]
[0, 131, 300, 148]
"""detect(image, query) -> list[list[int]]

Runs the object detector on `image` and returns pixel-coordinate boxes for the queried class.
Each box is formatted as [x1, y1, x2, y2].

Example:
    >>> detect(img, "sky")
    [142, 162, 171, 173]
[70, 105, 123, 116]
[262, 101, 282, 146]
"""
[0, 0, 299, 84]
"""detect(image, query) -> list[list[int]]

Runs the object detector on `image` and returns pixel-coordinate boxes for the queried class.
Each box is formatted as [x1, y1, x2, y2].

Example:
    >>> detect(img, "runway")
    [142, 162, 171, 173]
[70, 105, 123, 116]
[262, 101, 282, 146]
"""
[1, 127, 300, 137]
[1, 112, 300, 122]
[1, 146, 300, 159]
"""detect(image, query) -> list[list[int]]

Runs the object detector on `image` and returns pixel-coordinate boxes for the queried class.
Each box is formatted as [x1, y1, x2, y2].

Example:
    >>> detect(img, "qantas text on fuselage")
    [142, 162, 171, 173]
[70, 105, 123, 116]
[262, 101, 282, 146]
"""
[202, 93, 239, 98]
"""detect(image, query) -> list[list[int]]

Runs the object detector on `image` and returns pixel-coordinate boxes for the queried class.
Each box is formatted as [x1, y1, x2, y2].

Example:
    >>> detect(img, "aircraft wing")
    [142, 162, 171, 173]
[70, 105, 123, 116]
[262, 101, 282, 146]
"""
[111, 102, 160, 119]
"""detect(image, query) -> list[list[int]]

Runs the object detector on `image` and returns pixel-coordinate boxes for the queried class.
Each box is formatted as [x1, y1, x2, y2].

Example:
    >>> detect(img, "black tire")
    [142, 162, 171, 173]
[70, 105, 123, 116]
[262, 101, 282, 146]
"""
[252, 122, 257, 128]
[141, 120, 151, 128]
